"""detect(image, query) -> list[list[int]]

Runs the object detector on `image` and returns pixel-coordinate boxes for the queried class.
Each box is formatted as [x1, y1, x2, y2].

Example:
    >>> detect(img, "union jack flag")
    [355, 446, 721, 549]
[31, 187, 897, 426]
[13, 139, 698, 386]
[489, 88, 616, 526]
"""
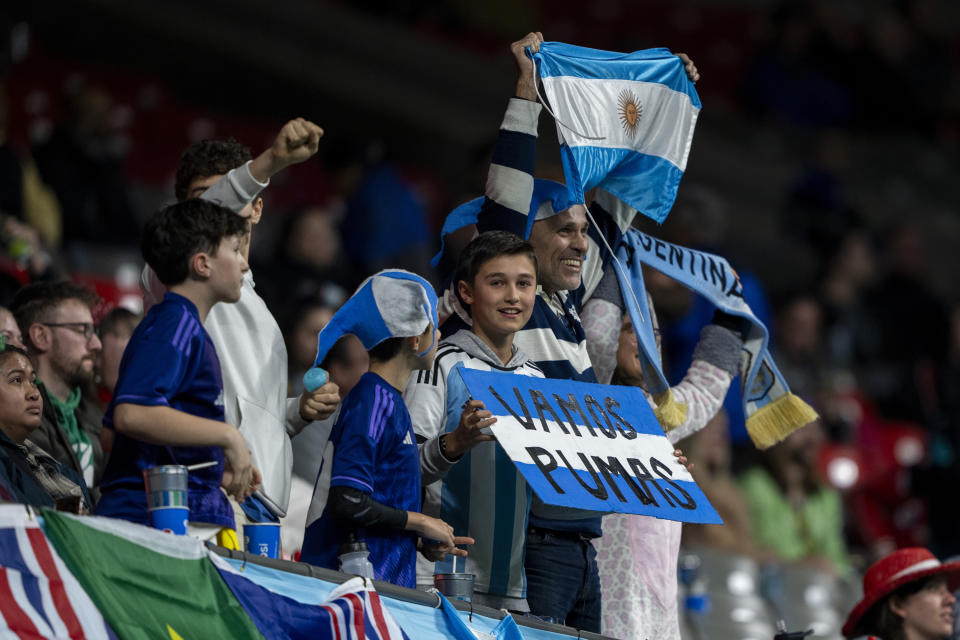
[0, 505, 116, 639]
[319, 579, 410, 640]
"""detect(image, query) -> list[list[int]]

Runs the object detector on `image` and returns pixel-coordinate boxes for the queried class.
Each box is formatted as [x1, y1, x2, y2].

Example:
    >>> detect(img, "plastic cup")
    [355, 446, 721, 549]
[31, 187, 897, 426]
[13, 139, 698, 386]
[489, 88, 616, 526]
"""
[143, 465, 188, 535]
[244, 522, 281, 558]
[434, 573, 475, 602]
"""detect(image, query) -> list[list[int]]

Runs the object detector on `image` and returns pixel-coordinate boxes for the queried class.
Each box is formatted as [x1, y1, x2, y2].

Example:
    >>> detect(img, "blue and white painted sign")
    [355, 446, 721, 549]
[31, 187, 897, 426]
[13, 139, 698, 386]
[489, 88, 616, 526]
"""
[459, 369, 722, 524]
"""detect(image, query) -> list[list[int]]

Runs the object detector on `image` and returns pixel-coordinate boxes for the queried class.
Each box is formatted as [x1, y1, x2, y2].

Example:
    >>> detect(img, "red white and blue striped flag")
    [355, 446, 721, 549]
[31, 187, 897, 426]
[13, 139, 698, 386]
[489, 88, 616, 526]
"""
[0, 505, 116, 639]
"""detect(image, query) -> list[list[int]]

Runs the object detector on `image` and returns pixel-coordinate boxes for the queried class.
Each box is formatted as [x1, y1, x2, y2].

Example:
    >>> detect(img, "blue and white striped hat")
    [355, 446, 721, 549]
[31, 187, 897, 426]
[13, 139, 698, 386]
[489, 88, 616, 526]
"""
[310, 269, 439, 367]
[430, 178, 572, 267]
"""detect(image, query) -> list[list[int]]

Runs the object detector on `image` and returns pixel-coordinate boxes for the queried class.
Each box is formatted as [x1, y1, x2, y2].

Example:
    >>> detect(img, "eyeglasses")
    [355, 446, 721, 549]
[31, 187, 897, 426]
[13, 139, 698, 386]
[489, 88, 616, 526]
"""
[42, 322, 97, 341]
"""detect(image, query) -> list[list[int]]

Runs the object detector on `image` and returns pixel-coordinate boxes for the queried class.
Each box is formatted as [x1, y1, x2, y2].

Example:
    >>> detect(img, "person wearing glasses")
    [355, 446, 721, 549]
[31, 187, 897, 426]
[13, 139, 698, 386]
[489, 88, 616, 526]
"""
[9, 281, 106, 502]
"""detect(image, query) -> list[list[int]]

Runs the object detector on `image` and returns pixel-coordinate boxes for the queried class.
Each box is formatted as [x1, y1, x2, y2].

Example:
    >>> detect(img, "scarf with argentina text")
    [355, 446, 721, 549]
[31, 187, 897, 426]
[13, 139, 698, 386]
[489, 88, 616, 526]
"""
[613, 228, 818, 449]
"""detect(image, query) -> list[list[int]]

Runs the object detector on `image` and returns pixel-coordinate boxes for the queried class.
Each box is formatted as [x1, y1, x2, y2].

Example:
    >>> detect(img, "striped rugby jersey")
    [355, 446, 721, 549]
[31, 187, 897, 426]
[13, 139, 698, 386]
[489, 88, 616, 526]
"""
[404, 330, 543, 599]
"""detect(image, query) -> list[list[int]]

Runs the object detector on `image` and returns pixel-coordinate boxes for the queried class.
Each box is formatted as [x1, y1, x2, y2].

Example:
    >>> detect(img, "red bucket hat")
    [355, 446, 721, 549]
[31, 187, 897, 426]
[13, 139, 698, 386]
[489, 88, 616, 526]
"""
[842, 547, 960, 638]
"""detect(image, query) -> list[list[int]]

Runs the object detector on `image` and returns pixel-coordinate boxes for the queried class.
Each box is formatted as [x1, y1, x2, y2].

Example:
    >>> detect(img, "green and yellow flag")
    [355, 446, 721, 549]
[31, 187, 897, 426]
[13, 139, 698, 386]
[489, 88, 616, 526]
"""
[42, 510, 263, 639]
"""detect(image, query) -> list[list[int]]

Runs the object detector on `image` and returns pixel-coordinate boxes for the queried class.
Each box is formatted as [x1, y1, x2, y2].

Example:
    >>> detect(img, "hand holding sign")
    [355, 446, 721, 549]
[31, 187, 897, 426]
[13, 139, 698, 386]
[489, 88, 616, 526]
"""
[444, 400, 497, 459]
[674, 448, 693, 471]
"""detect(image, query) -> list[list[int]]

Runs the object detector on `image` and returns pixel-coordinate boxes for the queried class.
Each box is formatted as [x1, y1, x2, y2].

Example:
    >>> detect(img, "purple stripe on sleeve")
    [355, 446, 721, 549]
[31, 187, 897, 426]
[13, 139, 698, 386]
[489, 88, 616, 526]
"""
[330, 475, 374, 493]
[171, 308, 191, 349]
[368, 385, 383, 439]
[180, 323, 199, 357]
[374, 387, 392, 441]
[377, 387, 390, 441]
[174, 318, 192, 352]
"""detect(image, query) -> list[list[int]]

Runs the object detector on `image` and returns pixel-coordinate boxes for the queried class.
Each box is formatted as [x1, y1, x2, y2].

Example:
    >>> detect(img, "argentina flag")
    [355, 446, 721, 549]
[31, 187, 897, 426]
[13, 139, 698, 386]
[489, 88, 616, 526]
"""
[532, 43, 701, 223]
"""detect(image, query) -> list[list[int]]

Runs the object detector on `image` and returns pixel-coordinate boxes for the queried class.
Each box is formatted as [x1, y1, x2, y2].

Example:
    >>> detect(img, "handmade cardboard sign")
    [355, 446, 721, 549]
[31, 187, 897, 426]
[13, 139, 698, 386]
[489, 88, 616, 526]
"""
[459, 369, 722, 524]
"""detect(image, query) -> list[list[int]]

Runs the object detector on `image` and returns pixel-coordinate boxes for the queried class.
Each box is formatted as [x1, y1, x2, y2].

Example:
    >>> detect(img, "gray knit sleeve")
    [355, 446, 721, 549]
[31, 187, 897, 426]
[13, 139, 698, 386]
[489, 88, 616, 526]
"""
[418, 434, 460, 486]
[692, 324, 742, 377]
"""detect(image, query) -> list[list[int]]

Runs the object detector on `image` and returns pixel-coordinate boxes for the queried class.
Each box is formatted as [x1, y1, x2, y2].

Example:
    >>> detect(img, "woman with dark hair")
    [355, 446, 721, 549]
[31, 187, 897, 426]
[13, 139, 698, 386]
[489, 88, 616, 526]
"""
[843, 547, 958, 639]
[0, 338, 89, 510]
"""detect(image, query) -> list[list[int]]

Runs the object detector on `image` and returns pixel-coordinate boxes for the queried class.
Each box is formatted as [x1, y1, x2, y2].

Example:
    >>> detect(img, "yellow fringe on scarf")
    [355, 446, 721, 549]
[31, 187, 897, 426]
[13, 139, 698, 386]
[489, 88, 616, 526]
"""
[653, 389, 688, 431]
[745, 393, 820, 449]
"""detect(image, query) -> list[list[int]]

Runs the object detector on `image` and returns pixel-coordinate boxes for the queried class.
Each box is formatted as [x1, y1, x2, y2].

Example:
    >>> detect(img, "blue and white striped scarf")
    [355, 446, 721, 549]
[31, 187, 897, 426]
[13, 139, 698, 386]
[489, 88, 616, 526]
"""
[613, 229, 817, 448]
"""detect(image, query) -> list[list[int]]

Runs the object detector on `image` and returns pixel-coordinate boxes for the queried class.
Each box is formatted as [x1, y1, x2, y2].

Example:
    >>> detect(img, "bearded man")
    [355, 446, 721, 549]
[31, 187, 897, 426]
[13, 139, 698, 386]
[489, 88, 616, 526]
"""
[12, 281, 106, 500]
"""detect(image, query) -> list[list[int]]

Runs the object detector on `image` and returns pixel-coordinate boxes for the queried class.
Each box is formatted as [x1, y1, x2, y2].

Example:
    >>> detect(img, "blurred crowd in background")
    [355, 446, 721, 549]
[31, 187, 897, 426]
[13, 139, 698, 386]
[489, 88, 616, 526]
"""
[1, 0, 959, 595]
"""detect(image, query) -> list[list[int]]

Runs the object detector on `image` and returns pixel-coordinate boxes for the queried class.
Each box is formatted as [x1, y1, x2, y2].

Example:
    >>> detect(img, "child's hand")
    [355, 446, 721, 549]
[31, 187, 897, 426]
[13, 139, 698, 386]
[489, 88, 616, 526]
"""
[247, 467, 262, 499]
[221, 430, 256, 501]
[406, 512, 469, 556]
[673, 448, 694, 472]
[299, 381, 340, 422]
[418, 535, 474, 562]
[444, 400, 496, 458]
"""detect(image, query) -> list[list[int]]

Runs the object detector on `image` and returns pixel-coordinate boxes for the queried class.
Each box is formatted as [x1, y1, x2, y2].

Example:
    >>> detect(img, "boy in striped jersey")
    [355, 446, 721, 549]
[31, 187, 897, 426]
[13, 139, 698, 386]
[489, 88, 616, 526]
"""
[404, 231, 544, 611]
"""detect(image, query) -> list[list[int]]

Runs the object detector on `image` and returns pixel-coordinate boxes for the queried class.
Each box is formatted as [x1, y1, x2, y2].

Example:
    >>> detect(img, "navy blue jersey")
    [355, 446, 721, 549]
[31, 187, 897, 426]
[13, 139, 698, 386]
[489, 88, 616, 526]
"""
[95, 293, 234, 528]
[301, 372, 420, 587]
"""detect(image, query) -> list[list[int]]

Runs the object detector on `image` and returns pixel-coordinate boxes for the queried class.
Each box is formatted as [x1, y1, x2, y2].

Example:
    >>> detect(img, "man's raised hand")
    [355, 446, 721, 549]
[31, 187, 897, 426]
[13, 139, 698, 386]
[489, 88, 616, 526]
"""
[249, 117, 324, 182]
[676, 53, 700, 82]
[511, 31, 543, 101]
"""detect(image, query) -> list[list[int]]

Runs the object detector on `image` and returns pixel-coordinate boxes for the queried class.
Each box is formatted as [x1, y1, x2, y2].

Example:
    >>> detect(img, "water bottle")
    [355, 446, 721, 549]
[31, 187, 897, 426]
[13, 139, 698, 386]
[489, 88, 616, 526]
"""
[338, 533, 375, 580]
[679, 553, 710, 640]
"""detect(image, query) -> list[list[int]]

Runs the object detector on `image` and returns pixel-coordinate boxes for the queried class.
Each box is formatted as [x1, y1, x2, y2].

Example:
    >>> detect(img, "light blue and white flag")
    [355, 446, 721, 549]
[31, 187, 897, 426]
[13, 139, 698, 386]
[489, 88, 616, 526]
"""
[532, 42, 701, 224]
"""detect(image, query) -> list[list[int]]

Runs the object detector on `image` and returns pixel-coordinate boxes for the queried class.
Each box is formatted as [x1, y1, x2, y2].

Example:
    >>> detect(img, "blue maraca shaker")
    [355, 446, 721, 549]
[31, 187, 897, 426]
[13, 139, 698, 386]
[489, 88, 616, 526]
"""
[303, 367, 329, 392]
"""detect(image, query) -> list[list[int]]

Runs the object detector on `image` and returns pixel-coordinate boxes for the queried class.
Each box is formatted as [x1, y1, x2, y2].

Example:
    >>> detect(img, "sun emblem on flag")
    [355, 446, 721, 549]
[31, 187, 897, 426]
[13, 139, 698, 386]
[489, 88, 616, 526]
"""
[617, 90, 642, 138]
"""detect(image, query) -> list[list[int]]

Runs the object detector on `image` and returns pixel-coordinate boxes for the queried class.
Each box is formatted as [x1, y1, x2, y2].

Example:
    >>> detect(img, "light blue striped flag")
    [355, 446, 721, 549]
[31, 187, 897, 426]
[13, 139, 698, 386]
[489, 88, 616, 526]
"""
[533, 42, 701, 223]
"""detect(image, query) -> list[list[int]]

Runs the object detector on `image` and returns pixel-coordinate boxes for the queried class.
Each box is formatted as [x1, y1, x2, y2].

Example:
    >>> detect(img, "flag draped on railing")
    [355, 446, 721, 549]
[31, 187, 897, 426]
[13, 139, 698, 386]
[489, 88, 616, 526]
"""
[39, 509, 410, 640]
[0, 506, 115, 640]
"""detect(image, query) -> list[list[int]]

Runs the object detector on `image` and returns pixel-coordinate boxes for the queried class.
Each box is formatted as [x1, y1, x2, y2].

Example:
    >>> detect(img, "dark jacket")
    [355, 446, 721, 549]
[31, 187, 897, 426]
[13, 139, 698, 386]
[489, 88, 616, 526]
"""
[32, 384, 105, 502]
[0, 430, 90, 509]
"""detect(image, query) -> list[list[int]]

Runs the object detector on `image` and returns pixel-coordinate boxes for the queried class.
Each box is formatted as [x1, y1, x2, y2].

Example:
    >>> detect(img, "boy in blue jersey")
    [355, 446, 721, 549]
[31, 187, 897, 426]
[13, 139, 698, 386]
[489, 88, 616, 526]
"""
[95, 198, 260, 540]
[404, 231, 544, 610]
[300, 270, 471, 588]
